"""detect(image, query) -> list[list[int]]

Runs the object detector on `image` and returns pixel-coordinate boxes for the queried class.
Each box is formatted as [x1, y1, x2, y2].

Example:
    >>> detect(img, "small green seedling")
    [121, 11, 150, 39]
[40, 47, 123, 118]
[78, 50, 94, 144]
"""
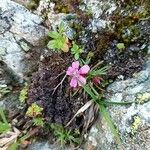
[33, 117, 44, 127]
[116, 43, 125, 50]
[47, 23, 69, 52]
[26, 103, 43, 118]
[71, 42, 83, 60]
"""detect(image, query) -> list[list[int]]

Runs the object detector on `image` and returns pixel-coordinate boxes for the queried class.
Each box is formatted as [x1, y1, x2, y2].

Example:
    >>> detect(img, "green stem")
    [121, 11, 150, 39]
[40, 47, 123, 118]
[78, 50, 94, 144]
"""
[98, 100, 134, 106]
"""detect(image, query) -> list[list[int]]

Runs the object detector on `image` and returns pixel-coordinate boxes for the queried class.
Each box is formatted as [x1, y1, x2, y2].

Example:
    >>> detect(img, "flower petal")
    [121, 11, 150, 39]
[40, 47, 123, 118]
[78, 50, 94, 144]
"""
[66, 67, 74, 75]
[79, 65, 90, 74]
[70, 78, 78, 87]
[72, 61, 79, 69]
[78, 75, 86, 86]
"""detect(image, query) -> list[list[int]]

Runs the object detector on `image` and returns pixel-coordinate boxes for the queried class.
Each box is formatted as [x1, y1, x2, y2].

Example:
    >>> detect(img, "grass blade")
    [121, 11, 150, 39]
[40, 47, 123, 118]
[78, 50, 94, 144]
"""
[99, 104, 121, 144]
[0, 107, 9, 124]
[98, 100, 134, 106]
[83, 85, 97, 101]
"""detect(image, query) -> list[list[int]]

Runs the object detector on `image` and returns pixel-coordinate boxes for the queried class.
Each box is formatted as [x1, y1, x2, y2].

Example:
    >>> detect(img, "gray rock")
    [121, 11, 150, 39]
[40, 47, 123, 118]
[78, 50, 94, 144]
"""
[79, 0, 117, 32]
[84, 53, 150, 149]
[0, 0, 47, 46]
[28, 141, 78, 150]
[0, 0, 48, 79]
[12, 0, 32, 8]
[36, 0, 75, 40]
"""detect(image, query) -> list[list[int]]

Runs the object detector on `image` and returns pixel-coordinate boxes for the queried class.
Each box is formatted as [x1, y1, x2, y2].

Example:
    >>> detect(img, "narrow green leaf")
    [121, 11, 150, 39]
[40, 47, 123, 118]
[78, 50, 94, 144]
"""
[98, 100, 134, 106]
[0, 107, 9, 124]
[90, 66, 109, 76]
[59, 22, 65, 33]
[83, 85, 97, 102]
[99, 105, 121, 144]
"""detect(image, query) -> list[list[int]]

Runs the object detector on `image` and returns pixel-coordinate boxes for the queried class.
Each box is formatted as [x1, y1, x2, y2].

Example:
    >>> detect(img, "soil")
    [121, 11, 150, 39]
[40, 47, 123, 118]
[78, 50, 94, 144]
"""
[27, 53, 88, 130]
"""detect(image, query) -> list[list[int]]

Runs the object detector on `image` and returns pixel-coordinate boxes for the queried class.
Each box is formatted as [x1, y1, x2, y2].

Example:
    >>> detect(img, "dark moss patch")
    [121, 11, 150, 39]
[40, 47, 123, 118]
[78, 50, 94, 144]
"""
[51, 0, 81, 13]
[26, 0, 40, 10]
[80, 0, 150, 80]
[27, 53, 89, 130]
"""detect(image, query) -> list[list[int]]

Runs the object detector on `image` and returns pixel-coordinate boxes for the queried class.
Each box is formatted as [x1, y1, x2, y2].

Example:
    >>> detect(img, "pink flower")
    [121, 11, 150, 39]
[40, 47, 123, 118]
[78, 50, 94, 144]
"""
[66, 61, 90, 88]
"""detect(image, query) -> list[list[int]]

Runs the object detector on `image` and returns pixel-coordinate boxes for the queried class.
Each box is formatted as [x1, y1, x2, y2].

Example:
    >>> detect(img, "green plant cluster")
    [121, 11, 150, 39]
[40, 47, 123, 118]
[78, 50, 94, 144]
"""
[26, 103, 45, 127]
[51, 124, 80, 147]
[45, 22, 138, 145]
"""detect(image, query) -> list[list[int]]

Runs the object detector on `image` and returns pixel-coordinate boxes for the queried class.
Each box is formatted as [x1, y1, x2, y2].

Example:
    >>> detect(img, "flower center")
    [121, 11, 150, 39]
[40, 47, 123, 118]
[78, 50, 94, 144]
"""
[72, 68, 80, 78]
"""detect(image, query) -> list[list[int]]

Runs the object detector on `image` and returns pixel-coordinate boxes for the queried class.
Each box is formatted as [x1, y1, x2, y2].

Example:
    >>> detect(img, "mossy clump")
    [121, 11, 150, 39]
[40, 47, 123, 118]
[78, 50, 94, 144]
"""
[131, 116, 141, 135]
[26, 0, 40, 10]
[19, 86, 29, 103]
[51, 0, 81, 13]
[136, 93, 150, 104]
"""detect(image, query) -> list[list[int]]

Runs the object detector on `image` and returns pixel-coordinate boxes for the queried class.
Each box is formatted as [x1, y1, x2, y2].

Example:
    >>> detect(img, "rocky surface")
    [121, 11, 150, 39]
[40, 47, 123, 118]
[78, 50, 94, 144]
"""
[0, 0, 150, 150]
[0, 0, 47, 79]
[80, 0, 117, 32]
[28, 47, 150, 150]
[84, 48, 150, 150]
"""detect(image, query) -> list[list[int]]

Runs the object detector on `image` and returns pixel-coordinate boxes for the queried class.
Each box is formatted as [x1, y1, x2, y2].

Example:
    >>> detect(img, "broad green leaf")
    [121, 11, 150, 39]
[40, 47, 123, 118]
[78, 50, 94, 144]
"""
[71, 50, 75, 54]
[71, 43, 79, 52]
[75, 53, 80, 60]
[48, 31, 61, 39]
[99, 105, 121, 144]
[47, 40, 58, 49]
[57, 40, 65, 48]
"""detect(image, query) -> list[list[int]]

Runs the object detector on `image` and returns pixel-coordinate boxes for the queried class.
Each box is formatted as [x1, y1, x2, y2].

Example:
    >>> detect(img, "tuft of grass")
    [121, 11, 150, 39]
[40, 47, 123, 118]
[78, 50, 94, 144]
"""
[83, 84, 122, 144]
[51, 124, 80, 147]
[33, 117, 44, 127]
[0, 107, 11, 134]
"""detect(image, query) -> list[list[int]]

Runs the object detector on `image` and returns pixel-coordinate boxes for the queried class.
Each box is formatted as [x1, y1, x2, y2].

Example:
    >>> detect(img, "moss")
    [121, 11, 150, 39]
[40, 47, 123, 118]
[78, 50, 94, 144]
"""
[131, 116, 141, 135]
[20, 41, 30, 52]
[26, 0, 40, 10]
[19, 86, 28, 103]
[136, 92, 150, 104]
